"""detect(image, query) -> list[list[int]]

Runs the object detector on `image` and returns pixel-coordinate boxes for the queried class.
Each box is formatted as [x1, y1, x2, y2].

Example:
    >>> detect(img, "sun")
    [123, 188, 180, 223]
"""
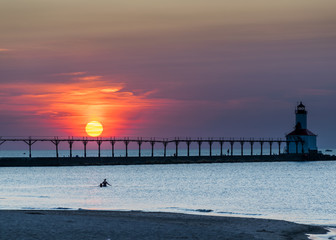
[85, 121, 103, 137]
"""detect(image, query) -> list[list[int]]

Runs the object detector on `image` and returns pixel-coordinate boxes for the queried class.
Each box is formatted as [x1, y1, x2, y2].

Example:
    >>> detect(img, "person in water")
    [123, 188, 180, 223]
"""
[100, 179, 111, 187]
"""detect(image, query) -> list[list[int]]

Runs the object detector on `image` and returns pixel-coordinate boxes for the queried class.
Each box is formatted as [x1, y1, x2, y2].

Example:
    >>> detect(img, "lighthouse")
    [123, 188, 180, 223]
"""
[286, 102, 317, 153]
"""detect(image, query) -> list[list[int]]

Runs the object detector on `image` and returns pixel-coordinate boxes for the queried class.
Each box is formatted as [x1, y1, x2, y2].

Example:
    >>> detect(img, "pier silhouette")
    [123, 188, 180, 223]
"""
[0, 136, 305, 158]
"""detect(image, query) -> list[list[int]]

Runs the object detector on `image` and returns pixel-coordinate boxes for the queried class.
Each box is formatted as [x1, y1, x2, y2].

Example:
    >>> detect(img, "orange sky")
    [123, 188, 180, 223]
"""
[0, 72, 178, 137]
[1, 0, 336, 145]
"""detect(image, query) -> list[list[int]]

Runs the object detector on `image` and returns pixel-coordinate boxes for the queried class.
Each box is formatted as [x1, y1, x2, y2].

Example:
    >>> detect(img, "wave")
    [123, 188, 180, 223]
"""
[217, 211, 262, 216]
[51, 207, 73, 210]
[164, 207, 261, 217]
[164, 207, 213, 213]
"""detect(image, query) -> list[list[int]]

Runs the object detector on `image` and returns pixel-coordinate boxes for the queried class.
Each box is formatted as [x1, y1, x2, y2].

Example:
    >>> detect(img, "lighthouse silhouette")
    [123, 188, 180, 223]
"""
[286, 102, 317, 153]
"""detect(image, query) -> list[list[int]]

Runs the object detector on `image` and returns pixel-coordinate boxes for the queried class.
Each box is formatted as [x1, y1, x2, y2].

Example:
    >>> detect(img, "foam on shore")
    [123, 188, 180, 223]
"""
[308, 228, 336, 240]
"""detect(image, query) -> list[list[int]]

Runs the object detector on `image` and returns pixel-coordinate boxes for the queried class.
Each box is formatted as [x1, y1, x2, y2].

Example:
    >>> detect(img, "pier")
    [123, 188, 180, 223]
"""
[0, 136, 305, 158]
[0, 136, 334, 167]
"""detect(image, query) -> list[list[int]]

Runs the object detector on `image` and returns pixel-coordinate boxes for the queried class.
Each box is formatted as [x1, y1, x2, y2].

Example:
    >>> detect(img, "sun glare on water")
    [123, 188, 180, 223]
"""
[85, 121, 103, 137]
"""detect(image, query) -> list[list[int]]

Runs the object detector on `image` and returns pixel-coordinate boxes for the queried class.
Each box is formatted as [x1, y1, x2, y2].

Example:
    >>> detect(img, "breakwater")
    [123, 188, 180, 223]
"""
[0, 153, 335, 167]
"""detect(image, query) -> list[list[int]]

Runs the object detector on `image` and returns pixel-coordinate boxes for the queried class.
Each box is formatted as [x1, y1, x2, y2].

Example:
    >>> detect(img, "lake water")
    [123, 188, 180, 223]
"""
[1, 159, 336, 227]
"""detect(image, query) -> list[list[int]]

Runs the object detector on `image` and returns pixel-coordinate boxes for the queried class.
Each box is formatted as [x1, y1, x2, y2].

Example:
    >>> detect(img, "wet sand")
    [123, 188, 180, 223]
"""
[0, 210, 326, 240]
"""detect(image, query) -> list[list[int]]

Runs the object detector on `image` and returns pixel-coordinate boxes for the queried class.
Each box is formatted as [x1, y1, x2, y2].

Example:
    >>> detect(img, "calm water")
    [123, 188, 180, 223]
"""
[1, 160, 336, 226]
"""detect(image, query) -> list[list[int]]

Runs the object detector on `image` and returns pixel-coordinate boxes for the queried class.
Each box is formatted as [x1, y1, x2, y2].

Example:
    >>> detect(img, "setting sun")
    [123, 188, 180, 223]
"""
[85, 121, 103, 137]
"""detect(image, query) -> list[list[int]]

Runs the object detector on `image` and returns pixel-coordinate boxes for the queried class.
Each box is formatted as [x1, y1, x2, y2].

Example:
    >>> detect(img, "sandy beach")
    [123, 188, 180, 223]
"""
[0, 210, 326, 240]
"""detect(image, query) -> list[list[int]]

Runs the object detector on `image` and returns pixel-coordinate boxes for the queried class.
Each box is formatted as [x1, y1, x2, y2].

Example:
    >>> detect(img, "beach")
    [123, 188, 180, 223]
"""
[0, 210, 326, 240]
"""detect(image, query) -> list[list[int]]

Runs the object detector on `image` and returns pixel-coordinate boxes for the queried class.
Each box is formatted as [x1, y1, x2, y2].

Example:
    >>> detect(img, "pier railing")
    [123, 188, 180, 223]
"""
[0, 137, 305, 158]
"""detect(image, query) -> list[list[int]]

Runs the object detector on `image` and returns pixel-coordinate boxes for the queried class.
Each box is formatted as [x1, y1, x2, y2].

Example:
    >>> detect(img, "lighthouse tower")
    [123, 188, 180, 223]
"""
[286, 102, 317, 153]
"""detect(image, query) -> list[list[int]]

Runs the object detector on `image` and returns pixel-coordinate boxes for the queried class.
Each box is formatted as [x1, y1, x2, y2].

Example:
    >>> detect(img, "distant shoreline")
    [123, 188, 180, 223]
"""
[0, 154, 335, 167]
[0, 210, 327, 240]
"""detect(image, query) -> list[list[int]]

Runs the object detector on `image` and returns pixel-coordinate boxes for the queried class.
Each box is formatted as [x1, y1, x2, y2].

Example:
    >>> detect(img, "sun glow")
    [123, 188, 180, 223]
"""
[85, 121, 103, 137]
[0, 75, 173, 136]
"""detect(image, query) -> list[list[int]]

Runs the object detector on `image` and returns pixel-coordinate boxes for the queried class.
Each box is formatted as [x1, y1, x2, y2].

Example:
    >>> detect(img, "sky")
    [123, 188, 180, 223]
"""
[1, 0, 336, 147]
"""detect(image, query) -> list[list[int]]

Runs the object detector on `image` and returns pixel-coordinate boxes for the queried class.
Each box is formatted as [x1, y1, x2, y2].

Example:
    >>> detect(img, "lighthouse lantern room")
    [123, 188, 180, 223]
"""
[286, 102, 317, 153]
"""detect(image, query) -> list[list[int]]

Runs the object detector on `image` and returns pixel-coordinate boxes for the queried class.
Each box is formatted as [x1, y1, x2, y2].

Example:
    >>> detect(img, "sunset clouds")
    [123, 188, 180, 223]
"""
[0, 73, 177, 136]
[0, 0, 336, 145]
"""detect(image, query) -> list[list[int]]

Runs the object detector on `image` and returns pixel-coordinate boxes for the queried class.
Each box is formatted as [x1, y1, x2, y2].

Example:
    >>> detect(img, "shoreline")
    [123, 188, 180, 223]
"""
[0, 210, 327, 240]
[0, 154, 335, 167]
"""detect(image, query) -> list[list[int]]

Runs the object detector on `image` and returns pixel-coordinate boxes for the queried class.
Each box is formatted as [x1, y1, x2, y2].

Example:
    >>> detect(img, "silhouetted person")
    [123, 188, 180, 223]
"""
[100, 179, 111, 187]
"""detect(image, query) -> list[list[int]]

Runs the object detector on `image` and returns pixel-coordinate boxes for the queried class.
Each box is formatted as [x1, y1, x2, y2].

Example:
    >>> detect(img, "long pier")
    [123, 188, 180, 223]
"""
[0, 137, 305, 158]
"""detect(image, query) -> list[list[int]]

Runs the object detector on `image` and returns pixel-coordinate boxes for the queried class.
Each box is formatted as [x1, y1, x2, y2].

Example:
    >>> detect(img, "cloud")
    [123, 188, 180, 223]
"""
[76, 76, 102, 81]
[0, 76, 177, 136]
[0, 48, 11, 52]
[54, 72, 87, 76]
[100, 88, 122, 93]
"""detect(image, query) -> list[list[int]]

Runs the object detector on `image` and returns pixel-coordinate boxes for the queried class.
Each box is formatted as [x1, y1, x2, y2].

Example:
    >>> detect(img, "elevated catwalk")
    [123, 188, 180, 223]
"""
[0, 137, 305, 158]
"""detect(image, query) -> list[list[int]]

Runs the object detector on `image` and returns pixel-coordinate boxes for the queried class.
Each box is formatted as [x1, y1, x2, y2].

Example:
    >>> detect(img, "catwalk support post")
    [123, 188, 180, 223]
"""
[96, 138, 103, 158]
[174, 138, 180, 157]
[150, 139, 155, 157]
[68, 138, 74, 158]
[220, 140, 224, 156]
[269, 141, 273, 155]
[82, 138, 88, 158]
[137, 138, 142, 157]
[230, 141, 234, 156]
[197, 139, 202, 156]
[110, 139, 116, 157]
[163, 140, 168, 157]
[186, 139, 191, 157]
[240, 140, 244, 156]
[124, 138, 130, 158]
[51, 137, 61, 158]
[209, 138, 213, 157]
[23, 137, 37, 158]
[260, 141, 264, 156]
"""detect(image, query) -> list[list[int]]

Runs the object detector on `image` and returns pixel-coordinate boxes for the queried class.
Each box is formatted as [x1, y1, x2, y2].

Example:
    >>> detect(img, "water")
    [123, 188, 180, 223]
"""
[1, 160, 336, 227]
